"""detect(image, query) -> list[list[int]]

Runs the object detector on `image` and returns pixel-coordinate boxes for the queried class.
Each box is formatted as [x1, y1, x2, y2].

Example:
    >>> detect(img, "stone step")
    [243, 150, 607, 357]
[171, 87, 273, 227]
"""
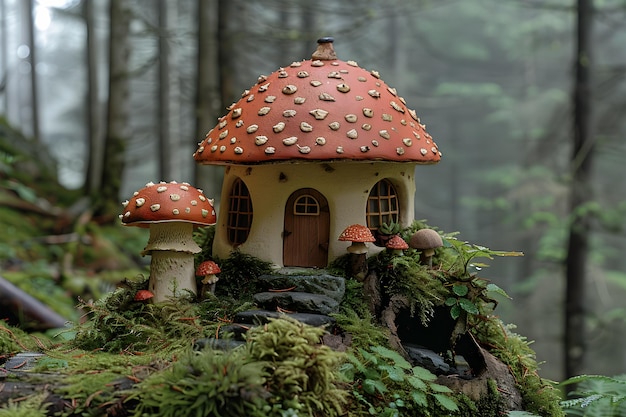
[253, 291, 339, 315]
[234, 309, 336, 328]
[257, 274, 345, 303]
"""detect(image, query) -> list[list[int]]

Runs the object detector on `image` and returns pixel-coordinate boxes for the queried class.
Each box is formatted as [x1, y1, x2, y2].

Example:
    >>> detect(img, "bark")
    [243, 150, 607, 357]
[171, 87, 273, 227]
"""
[83, 0, 103, 196]
[0, 276, 67, 330]
[98, 0, 132, 217]
[23, 0, 40, 140]
[564, 0, 594, 384]
[158, 0, 181, 181]
[192, 0, 223, 197]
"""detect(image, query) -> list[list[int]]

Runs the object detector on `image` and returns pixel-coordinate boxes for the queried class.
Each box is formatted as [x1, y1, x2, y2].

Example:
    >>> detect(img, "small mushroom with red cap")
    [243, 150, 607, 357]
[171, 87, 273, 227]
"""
[134, 289, 154, 303]
[339, 224, 376, 280]
[409, 228, 443, 267]
[385, 235, 408, 256]
[120, 181, 217, 302]
[339, 224, 376, 254]
[196, 260, 221, 297]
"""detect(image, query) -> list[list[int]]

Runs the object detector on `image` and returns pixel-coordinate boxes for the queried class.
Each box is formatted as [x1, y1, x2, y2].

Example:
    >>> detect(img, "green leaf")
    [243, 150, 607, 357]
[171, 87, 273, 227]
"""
[410, 390, 428, 407]
[363, 378, 387, 395]
[444, 297, 458, 307]
[428, 382, 453, 393]
[486, 283, 511, 299]
[458, 298, 479, 315]
[359, 347, 379, 366]
[370, 345, 412, 369]
[379, 364, 405, 382]
[407, 375, 428, 390]
[432, 393, 458, 411]
[452, 284, 468, 296]
[450, 304, 461, 320]
[339, 362, 356, 381]
[412, 366, 437, 381]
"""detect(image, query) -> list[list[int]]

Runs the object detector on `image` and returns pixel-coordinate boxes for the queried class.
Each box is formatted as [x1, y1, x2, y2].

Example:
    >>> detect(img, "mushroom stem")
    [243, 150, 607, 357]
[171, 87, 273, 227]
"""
[348, 253, 368, 281]
[142, 222, 201, 255]
[420, 248, 435, 267]
[148, 251, 197, 303]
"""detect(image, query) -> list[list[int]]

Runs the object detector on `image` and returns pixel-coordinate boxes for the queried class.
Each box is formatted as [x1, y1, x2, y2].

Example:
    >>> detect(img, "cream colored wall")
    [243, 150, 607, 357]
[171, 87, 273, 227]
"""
[212, 161, 418, 267]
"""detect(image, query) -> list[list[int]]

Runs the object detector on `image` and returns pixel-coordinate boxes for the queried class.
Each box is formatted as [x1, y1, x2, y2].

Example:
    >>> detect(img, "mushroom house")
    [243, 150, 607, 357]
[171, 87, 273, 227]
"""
[194, 38, 441, 269]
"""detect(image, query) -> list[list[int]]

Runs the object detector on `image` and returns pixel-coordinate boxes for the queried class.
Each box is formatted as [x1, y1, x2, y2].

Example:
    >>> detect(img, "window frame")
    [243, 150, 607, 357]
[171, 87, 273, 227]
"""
[227, 178, 253, 245]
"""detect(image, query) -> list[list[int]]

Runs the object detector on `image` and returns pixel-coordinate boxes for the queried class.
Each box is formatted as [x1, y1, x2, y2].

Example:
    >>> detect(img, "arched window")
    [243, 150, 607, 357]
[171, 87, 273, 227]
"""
[366, 179, 399, 232]
[227, 178, 253, 245]
[293, 194, 320, 216]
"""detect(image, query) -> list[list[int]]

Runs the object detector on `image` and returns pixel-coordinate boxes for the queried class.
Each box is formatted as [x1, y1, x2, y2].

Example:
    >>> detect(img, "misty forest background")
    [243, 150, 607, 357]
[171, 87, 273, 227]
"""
[1, 0, 626, 384]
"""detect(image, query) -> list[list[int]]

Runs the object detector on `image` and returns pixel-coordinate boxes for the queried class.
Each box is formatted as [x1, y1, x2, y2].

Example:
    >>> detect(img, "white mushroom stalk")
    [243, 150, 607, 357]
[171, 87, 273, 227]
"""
[142, 222, 201, 302]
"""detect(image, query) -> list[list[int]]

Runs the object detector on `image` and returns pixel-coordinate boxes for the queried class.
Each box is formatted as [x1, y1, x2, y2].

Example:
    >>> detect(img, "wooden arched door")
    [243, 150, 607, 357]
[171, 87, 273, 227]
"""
[283, 188, 330, 267]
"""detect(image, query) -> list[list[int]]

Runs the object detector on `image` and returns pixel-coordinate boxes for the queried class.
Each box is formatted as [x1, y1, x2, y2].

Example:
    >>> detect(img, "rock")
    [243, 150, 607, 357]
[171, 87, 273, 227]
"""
[404, 344, 454, 375]
[253, 291, 340, 315]
[436, 347, 524, 411]
[257, 274, 345, 303]
[234, 309, 336, 328]
[3, 352, 45, 372]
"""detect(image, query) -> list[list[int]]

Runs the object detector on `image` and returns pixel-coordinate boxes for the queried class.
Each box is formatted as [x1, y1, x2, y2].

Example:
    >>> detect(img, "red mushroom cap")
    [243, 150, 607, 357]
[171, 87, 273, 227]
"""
[338, 224, 376, 243]
[194, 38, 441, 165]
[134, 289, 154, 301]
[120, 181, 216, 228]
[196, 260, 221, 276]
[386, 235, 409, 250]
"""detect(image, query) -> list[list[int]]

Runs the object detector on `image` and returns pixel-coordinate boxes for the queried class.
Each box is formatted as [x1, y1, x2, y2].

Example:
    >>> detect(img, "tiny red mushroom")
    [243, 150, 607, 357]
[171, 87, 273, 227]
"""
[134, 289, 154, 302]
[385, 235, 408, 256]
[120, 181, 217, 303]
[338, 224, 376, 254]
[409, 228, 443, 267]
[339, 224, 375, 280]
[196, 260, 221, 296]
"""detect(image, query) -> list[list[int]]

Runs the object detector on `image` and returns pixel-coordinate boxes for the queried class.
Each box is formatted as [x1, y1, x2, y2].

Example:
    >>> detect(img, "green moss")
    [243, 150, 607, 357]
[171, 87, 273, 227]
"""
[471, 320, 564, 417]
[132, 318, 347, 417]
[0, 393, 48, 417]
[213, 251, 273, 300]
[70, 283, 212, 353]
[0, 323, 40, 354]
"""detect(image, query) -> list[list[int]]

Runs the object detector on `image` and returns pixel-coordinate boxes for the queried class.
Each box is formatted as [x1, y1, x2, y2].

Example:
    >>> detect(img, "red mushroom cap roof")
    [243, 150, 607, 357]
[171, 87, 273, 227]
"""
[338, 224, 376, 243]
[386, 235, 409, 250]
[120, 181, 216, 228]
[134, 289, 154, 301]
[196, 260, 221, 276]
[193, 39, 441, 165]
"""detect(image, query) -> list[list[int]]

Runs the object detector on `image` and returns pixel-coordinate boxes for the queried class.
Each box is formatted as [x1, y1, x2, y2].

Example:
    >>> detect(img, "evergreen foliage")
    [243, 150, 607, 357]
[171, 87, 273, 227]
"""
[560, 374, 626, 416]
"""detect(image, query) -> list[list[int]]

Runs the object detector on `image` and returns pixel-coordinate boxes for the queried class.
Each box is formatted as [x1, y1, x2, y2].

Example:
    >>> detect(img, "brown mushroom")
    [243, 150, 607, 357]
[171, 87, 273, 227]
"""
[339, 224, 375, 280]
[385, 234, 408, 256]
[409, 228, 443, 267]
[193, 37, 441, 166]
[120, 181, 217, 302]
[196, 260, 221, 297]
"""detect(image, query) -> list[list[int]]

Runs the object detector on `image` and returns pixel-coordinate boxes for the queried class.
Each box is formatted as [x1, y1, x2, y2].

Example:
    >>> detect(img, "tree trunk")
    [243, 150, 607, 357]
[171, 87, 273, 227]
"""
[83, 0, 103, 196]
[98, 0, 132, 218]
[564, 0, 594, 384]
[0, 0, 8, 113]
[158, 0, 181, 181]
[23, 0, 40, 141]
[192, 0, 225, 198]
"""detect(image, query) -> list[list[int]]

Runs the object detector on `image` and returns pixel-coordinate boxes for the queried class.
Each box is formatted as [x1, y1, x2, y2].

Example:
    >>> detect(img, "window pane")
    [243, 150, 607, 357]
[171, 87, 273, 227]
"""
[227, 179, 253, 244]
